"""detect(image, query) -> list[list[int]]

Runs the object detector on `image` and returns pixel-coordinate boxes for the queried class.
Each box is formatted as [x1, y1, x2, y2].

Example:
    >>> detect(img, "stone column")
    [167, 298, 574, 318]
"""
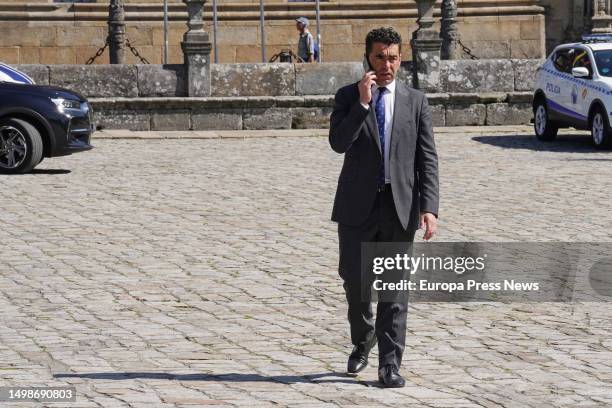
[108, 0, 126, 64]
[440, 0, 459, 60]
[411, 0, 442, 91]
[181, 0, 212, 96]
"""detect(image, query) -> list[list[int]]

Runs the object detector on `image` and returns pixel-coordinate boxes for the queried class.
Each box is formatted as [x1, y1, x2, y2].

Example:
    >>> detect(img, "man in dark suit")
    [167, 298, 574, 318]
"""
[329, 27, 439, 388]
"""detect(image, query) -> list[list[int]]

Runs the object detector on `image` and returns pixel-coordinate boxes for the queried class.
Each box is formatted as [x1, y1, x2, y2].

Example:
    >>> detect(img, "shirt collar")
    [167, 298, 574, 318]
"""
[373, 79, 396, 95]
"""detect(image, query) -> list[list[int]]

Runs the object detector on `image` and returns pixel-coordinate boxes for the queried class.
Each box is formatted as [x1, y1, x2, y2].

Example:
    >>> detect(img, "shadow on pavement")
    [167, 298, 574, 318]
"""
[472, 134, 608, 153]
[30, 169, 72, 175]
[54, 371, 380, 386]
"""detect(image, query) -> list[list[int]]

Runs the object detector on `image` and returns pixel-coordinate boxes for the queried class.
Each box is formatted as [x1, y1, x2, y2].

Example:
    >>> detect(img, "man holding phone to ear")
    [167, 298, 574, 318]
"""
[329, 27, 439, 388]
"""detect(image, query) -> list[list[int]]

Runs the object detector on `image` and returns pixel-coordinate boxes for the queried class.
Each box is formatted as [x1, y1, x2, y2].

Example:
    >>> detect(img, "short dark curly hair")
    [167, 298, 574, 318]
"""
[365, 27, 402, 56]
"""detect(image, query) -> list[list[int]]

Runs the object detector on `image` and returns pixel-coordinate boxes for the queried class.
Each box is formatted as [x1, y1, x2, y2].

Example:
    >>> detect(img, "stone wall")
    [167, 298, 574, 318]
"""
[16, 59, 544, 97]
[0, 0, 545, 64]
[88, 92, 534, 131]
[16, 59, 543, 130]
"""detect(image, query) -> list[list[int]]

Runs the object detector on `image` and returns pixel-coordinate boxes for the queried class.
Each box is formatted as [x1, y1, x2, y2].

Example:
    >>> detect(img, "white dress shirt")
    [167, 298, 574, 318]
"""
[360, 80, 396, 184]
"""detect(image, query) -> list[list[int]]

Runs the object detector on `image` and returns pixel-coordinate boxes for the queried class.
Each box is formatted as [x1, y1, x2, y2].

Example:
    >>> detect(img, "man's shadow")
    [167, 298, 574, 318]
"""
[54, 372, 381, 387]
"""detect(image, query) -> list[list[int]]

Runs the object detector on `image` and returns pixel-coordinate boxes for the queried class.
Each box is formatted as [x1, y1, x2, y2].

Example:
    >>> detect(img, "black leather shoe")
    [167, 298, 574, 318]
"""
[346, 336, 376, 376]
[378, 364, 405, 388]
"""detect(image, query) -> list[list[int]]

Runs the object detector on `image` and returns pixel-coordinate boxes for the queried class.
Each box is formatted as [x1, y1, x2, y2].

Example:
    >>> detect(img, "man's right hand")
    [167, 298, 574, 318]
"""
[358, 71, 377, 105]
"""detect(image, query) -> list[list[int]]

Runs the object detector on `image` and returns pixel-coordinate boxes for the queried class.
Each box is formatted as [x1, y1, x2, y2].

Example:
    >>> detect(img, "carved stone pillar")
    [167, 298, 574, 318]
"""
[181, 0, 212, 96]
[440, 0, 459, 60]
[411, 0, 442, 91]
[597, 0, 606, 15]
[108, 0, 126, 64]
[591, 0, 612, 33]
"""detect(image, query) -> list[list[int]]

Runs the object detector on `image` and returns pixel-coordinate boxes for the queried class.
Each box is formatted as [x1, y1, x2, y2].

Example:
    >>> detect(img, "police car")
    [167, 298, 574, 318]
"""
[533, 34, 612, 149]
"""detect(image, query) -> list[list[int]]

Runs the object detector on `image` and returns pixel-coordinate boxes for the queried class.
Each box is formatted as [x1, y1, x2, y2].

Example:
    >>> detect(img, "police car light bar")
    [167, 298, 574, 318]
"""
[582, 34, 612, 43]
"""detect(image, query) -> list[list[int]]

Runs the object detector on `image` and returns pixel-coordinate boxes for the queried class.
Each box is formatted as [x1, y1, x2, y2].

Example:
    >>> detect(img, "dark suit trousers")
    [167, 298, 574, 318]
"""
[338, 187, 415, 368]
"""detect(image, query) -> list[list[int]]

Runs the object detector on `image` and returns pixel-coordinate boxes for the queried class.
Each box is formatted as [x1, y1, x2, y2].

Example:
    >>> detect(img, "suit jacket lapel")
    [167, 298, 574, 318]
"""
[390, 81, 412, 153]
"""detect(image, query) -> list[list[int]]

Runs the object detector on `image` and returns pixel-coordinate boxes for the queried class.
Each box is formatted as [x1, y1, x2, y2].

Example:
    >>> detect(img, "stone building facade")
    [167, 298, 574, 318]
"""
[2, 0, 611, 65]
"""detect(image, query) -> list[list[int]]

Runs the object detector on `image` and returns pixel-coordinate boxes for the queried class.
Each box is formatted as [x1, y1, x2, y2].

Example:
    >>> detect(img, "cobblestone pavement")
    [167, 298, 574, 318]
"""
[1, 127, 611, 407]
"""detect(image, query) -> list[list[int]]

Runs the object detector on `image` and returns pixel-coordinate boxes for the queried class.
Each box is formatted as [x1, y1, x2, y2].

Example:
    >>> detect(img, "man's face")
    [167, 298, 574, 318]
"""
[296, 22, 305, 33]
[367, 42, 401, 85]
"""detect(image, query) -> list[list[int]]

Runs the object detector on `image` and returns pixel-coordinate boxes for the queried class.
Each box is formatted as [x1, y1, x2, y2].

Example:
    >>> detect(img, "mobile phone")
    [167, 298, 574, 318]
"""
[362, 54, 374, 72]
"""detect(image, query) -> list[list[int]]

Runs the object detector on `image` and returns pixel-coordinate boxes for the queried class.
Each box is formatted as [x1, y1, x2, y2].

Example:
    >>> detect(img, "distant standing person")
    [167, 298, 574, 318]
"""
[295, 17, 315, 63]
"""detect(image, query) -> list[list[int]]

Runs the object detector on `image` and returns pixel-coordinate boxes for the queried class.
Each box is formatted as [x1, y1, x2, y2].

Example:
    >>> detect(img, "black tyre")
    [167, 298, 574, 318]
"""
[0, 117, 44, 174]
[590, 107, 612, 149]
[533, 99, 558, 141]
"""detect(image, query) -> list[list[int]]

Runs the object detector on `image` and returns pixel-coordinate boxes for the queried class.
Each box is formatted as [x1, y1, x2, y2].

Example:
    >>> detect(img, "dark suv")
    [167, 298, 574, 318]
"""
[0, 81, 94, 173]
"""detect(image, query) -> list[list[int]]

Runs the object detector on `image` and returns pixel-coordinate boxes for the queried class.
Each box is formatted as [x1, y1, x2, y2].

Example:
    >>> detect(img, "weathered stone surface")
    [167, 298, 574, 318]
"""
[137, 64, 186, 97]
[512, 59, 545, 91]
[478, 93, 508, 104]
[427, 93, 450, 104]
[246, 96, 304, 108]
[395, 61, 414, 87]
[151, 110, 191, 131]
[430, 104, 446, 127]
[507, 92, 533, 104]
[291, 107, 333, 129]
[486, 103, 533, 125]
[295, 62, 362, 95]
[458, 40, 511, 59]
[183, 44, 211, 97]
[303, 95, 335, 108]
[446, 104, 486, 126]
[413, 48, 441, 92]
[448, 93, 480, 105]
[243, 108, 291, 129]
[440, 60, 514, 93]
[93, 109, 150, 131]
[192, 109, 243, 130]
[14, 64, 49, 85]
[49, 65, 138, 98]
[211, 63, 295, 97]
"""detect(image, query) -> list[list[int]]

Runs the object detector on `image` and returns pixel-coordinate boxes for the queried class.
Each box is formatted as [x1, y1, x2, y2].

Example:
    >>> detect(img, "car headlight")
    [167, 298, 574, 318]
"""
[51, 98, 83, 114]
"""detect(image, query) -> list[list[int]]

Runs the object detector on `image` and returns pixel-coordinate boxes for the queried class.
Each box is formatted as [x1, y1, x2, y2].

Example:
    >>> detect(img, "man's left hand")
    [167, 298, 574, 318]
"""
[419, 212, 437, 241]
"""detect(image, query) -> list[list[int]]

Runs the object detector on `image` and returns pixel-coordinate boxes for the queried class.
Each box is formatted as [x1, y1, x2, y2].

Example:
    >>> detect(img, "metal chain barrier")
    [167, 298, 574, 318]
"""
[269, 49, 303, 63]
[126, 38, 150, 64]
[458, 39, 479, 60]
[85, 35, 150, 65]
[86, 36, 110, 65]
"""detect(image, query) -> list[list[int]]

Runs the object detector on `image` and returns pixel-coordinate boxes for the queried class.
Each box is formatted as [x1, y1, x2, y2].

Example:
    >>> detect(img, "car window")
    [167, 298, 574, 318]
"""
[552, 48, 577, 73]
[594, 50, 612, 77]
[572, 49, 593, 77]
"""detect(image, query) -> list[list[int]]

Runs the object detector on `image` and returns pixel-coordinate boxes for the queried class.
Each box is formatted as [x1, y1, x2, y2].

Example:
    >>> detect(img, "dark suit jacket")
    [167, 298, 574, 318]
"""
[329, 80, 439, 231]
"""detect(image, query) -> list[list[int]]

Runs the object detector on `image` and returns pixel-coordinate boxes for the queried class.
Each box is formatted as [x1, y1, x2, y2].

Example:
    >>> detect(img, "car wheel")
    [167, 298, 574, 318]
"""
[0, 118, 44, 174]
[534, 100, 558, 141]
[590, 107, 612, 149]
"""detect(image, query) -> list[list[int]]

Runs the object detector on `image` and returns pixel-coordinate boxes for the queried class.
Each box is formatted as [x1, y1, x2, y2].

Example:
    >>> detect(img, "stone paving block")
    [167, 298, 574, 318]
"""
[243, 108, 292, 130]
[0, 128, 610, 408]
[192, 109, 243, 131]
[486, 103, 533, 126]
[446, 104, 486, 126]
[151, 110, 191, 131]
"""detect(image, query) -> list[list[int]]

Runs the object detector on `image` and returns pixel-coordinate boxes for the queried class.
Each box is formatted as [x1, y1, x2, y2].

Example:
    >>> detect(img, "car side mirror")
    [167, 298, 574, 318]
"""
[572, 67, 590, 78]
